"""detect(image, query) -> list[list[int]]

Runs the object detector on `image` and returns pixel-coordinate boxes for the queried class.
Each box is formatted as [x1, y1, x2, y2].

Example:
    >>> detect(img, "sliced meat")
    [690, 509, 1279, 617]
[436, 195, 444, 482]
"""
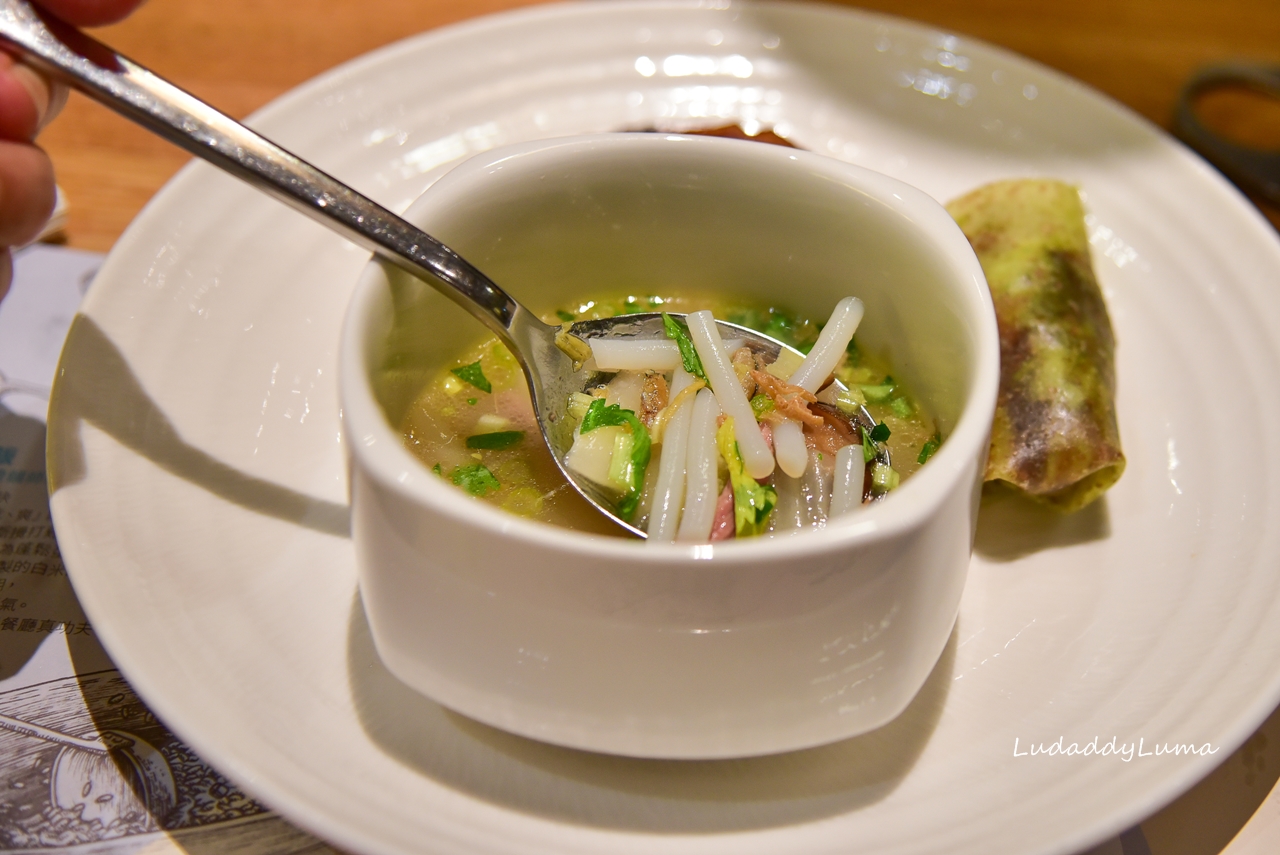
[710, 484, 736, 540]
[804, 421, 846, 458]
[809, 402, 860, 446]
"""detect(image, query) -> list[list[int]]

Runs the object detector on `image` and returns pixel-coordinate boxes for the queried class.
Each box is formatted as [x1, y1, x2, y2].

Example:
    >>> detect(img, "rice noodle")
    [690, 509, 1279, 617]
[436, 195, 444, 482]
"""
[589, 337, 746, 373]
[646, 369, 696, 542]
[686, 311, 775, 479]
[773, 419, 809, 478]
[770, 471, 805, 534]
[799, 446, 831, 527]
[787, 296, 864, 392]
[829, 444, 863, 517]
[590, 339, 682, 372]
[676, 387, 722, 542]
[648, 377, 705, 445]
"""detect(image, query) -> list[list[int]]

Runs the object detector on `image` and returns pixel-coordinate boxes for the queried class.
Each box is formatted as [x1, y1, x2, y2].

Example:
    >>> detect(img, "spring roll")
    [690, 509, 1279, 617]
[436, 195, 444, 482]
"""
[946, 179, 1125, 512]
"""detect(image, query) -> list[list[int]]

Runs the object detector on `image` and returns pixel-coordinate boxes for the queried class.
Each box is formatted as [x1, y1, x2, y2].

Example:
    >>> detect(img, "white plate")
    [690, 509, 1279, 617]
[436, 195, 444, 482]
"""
[46, 2, 1280, 854]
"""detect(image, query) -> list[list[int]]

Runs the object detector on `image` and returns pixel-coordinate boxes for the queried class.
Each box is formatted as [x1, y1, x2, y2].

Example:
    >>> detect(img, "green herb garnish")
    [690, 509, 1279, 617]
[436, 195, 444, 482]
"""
[451, 463, 500, 496]
[661, 313, 707, 383]
[450, 360, 491, 393]
[862, 421, 891, 462]
[466, 430, 525, 450]
[579, 398, 651, 521]
[467, 398, 477, 406]
[432, 463, 442, 476]
[917, 432, 942, 465]
[716, 418, 777, 537]
[750, 394, 775, 420]
[556, 309, 576, 322]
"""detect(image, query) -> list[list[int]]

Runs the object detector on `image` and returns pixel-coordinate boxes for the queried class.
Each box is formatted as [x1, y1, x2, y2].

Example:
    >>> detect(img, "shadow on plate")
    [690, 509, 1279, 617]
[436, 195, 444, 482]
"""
[973, 482, 1111, 562]
[45, 315, 349, 538]
[346, 593, 953, 833]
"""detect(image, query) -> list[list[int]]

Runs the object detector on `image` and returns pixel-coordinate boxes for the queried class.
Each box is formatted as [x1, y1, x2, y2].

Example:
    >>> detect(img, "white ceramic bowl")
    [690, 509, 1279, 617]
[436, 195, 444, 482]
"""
[339, 133, 998, 759]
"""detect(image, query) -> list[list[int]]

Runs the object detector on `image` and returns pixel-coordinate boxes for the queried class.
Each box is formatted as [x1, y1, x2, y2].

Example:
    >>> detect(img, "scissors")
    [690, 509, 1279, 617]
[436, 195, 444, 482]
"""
[1175, 62, 1280, 207]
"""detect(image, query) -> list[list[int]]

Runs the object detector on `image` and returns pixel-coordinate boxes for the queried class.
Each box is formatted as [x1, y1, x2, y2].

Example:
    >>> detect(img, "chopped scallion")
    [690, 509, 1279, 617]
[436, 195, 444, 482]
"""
[567, 391, 595, 421]
[890, 396, 914, 418]
[466, 431, 525, 450]
[870, 422, 891, 443]
[750, 393, 775, 419]
[871, 462, 900, 493]
[607, 431, 635, 489]
[833, 386, 866, 413]
[859, 382, 896, 403]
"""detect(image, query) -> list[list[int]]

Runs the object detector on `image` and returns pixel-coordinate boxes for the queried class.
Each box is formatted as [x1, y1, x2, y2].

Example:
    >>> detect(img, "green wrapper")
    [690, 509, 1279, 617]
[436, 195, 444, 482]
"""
[947, 179, 1124, 512]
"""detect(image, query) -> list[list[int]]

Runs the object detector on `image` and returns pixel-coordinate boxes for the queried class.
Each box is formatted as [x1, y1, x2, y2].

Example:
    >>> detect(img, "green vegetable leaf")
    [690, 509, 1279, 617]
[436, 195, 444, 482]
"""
[862, 425, 877, 463]
[556, 309, 576, 322]
[917, 432, 942, 465]
[870, 422, 891, 443]
[661, 313, 708, 383]
[452, 463, 500, 496]
[750, 393, 775, 420]
[466, 430, 525, 450]
[579, 398, 651, 521]
[450, 360, 491, 393]
[716, 417, 776, 537]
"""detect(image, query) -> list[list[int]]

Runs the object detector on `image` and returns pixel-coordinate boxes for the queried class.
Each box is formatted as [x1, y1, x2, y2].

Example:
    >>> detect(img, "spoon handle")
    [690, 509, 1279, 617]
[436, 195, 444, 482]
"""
[0, 0, 529, 340]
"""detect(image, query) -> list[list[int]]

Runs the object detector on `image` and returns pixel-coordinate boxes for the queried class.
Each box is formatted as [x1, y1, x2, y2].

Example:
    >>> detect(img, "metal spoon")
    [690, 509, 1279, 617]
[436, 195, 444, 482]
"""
[0, 0, 886, 537]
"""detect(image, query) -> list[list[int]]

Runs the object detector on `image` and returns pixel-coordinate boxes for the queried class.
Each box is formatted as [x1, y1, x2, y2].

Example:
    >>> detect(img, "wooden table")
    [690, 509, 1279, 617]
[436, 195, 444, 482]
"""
[38, 0, 1280, 250]
[31, 1, 1280, 853]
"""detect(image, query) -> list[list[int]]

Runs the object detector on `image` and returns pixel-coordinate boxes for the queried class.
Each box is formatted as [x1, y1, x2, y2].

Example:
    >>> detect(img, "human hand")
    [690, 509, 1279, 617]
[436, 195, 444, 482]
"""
[0, 0, 146, 302]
